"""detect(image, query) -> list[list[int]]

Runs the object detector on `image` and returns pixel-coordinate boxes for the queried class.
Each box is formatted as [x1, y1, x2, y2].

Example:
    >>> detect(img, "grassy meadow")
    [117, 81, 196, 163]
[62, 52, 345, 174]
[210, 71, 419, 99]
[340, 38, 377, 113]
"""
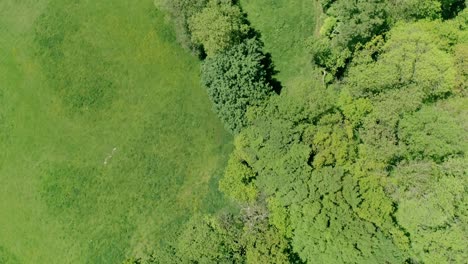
[0, 0, 231, 263]
[240, 0, 324, 95]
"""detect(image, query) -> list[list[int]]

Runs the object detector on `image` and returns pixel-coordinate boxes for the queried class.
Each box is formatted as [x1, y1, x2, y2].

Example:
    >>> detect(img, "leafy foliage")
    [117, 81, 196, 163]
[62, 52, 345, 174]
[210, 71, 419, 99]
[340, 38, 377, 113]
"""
[312, 0, 389, 77]
[175, 208, 291, 264]
[177, 214, 244, 263]
[204, 9, 467, 264]
[398, 105, 466, 162]
[388, 158, 468, 263]
[389, 0, 443, 20]
[189, 0, 250, 56]
[222, 91, 411, 262]
[219, 152, 258, 203]
[201, 38, 275, 133]
[346, 21, 457, 100]
[439, 0, 467, 19]
[312, 0, 466, 79]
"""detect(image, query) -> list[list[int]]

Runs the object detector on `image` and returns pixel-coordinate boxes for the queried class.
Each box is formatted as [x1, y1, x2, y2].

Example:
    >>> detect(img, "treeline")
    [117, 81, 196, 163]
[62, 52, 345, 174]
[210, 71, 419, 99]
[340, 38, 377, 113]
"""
[128, 0, 467, 263]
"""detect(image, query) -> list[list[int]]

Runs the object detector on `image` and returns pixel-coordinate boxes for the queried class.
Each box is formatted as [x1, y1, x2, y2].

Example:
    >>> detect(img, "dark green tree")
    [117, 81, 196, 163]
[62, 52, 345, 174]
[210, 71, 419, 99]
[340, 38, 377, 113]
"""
[201, 38, 275, 133]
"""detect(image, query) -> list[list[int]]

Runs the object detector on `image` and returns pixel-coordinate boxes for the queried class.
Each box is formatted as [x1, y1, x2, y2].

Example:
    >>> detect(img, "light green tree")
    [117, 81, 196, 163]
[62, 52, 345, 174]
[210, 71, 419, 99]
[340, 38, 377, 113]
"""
[189, 0, 250, 56]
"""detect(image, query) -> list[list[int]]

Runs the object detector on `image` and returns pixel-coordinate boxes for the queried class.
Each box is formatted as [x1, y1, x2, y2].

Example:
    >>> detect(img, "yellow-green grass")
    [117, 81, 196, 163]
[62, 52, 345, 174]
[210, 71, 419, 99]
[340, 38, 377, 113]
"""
[0, 0, 231, 263]
[240, 0, 324, 95]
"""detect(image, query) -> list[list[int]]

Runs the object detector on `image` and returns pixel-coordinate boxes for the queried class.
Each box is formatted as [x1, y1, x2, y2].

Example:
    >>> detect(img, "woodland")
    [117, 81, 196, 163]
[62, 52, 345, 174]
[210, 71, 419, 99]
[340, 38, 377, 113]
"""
[141, 0, 467, 263]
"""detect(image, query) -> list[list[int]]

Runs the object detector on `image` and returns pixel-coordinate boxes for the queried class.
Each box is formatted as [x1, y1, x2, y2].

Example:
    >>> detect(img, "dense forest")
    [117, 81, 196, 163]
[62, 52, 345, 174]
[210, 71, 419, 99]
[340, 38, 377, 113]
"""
[129, 0, 467, 263]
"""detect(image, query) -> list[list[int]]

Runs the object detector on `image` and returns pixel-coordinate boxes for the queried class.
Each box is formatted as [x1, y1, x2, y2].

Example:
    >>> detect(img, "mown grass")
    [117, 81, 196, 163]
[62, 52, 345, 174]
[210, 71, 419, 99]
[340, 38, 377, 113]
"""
[0, 0, 231, 263]
[240, 0, 324, 95]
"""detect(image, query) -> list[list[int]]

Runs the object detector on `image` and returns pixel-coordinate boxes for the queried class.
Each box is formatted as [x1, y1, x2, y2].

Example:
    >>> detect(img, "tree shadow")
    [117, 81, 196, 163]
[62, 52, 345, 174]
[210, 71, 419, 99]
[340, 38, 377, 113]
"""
[263, 52, 283, 94]
[243, 16, 283, 95]
[442, 0, 466, 19]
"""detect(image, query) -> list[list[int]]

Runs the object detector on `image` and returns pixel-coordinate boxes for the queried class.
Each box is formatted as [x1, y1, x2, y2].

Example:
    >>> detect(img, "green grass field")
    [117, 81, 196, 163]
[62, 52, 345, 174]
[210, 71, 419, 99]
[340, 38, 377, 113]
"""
[0, 0, 232, 263]
[240, 0, 324, 95]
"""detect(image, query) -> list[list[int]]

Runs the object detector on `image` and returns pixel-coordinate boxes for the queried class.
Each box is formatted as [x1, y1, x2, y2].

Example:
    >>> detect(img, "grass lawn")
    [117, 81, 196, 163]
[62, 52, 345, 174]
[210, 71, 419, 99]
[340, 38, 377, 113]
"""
[0, 0, 231, 263]
[240, 0, 324, 95]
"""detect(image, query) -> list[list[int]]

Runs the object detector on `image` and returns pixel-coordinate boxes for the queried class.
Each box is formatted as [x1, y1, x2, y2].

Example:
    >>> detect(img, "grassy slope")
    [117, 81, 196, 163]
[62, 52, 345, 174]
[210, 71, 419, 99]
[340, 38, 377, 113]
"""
[0, 0, 231, 263]
[240, 0, 324, 95]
